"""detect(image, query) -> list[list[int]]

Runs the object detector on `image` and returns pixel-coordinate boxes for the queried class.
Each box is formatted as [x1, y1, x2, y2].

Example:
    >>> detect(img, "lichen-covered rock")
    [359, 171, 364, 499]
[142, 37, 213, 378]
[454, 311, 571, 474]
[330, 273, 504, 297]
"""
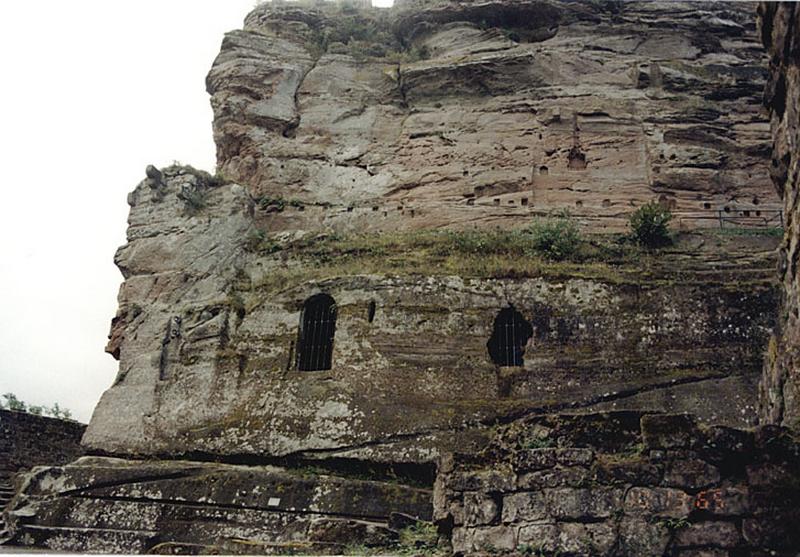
[624, 486, 694, 518]
[83, 166, 778, 460]
[5, 457, 431, 554]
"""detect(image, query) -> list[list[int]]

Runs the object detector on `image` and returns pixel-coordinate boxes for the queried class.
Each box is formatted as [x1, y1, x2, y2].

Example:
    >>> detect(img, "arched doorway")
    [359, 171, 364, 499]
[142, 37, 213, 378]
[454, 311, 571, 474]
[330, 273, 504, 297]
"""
[487, 306, 533, 366]
[296, 294, 337, 371]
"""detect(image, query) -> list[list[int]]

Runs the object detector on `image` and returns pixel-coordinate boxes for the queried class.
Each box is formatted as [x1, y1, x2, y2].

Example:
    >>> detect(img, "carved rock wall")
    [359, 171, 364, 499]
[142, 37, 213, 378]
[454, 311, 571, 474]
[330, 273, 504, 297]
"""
[209, 0, 779, 234]
[81, 170, 778, 462]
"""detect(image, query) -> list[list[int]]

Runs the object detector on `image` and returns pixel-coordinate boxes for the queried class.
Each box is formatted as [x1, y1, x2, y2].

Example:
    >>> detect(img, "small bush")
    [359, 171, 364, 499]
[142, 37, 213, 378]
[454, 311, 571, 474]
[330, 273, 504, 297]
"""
[629, 201, 672, 247]
[521, 435, 555, 450]
[528, 212, 581, 260]
[256, 196, 305, 213]
[397, 520, 439, 555]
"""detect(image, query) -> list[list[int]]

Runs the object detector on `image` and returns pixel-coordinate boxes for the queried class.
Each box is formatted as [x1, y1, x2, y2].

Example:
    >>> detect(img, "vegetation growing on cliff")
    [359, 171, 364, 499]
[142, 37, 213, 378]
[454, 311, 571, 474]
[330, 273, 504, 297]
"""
[629, 201, 673, 247]
[247, 227, 777, 295]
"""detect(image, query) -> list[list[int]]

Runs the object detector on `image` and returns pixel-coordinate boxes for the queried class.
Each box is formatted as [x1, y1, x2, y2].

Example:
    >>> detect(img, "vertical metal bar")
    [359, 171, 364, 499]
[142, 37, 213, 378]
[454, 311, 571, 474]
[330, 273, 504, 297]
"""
[321, 306, 327, 370]
[504, 320, 509, 366]
[313, 302, 322, 370]
[319, 304, 328, 370]
[327, 304, 335, 369]
[303, 305, 311, 370]
[501, 321, 506, 365]
[718, 210, 723, 229]
[308, 303, 319, 370]
[511, 313, 517, 365]
[299, 307, 307, 370]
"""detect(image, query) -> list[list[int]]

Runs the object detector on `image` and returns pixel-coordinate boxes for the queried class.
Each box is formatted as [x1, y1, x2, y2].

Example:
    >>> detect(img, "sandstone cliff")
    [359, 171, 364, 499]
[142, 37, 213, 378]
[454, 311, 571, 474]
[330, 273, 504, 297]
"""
[210, 0, 779, 234]
[5, 2, 798, 555]
[80, 1, 780, 463]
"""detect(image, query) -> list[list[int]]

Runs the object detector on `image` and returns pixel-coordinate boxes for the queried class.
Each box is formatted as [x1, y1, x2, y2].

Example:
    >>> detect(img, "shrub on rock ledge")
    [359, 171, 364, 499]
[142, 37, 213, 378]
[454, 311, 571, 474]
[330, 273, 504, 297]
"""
[528, 211, 581, 260]
[630, 201, 673, 248]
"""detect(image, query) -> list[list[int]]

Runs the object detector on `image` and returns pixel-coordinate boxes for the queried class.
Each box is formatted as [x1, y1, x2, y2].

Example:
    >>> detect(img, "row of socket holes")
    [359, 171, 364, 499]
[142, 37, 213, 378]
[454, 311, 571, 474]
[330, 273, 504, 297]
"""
[322, 195, 764, 217]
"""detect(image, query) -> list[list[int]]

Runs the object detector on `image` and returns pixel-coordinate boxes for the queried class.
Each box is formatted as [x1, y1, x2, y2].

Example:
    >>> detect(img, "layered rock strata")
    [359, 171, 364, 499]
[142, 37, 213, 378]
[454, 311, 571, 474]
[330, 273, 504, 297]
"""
[210, 0, 780, 234]
[82, 169, 777, 462]
[6, 1, 793, 554]
[5, 457, 431, 554]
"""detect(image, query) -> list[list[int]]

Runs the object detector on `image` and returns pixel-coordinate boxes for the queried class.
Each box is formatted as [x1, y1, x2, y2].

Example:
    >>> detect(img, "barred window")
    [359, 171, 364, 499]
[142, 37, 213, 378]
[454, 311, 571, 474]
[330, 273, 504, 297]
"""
[296, 294, 337, 371]
[487, 306, 533, 366]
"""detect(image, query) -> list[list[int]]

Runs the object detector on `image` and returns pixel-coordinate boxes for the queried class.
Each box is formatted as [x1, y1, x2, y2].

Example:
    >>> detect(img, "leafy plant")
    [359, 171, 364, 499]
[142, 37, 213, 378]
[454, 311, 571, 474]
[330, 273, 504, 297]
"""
[629, 201, 673, 247]
[257, 196, 286, 212]
[657, 517, 690, 531]
[396, 520, 439, 556]
[521, 434, 555, 450]
[527, 211, 582, 260]
[256, 196, 304, 212]
[208, 169, 232, 188]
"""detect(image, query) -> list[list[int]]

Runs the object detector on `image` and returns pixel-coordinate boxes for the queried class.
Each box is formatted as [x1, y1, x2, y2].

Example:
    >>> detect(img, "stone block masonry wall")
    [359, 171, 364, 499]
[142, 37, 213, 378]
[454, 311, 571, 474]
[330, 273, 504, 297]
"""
[759, 3, 800, 428]
[0, 410, 85, 475]
[434, 413, 800, 556]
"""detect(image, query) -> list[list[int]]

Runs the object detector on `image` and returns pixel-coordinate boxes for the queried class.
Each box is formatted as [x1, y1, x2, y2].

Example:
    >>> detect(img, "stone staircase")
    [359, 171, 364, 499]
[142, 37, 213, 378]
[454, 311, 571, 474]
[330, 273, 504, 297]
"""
[5, 457, 434, 554]
[0, 470, 15, 544]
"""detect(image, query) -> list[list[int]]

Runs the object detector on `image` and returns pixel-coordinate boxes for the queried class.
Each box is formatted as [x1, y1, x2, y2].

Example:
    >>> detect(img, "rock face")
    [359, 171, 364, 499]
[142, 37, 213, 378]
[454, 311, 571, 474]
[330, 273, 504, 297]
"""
[80, 165, 778, 461]
[4, 1, 797, 554]
[11, 1, 797, 554]
[209, 0, 780, 234]
[759, 4, 800, 429]
[5, 457, 431, 554]
[77, 0, 783, 465]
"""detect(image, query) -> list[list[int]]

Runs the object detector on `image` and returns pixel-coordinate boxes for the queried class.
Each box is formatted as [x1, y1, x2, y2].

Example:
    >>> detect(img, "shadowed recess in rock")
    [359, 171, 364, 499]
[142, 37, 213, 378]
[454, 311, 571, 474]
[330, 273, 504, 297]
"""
[487, 306, 533, 367]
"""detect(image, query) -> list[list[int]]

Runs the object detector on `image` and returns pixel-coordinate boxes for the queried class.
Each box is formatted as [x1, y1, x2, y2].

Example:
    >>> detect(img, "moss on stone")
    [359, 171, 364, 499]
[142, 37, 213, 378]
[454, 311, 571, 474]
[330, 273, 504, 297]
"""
[248, 230, 777, 294]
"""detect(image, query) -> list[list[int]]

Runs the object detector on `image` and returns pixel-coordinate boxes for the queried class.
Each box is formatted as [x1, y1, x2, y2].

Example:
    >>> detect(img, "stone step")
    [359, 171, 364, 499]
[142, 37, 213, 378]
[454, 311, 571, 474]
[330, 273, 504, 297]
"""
[16, 525, 159, 554]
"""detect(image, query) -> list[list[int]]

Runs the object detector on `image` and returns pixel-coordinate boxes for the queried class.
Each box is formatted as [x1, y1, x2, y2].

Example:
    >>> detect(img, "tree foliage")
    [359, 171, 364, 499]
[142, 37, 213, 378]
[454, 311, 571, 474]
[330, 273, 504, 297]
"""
[0, 392, 73, 420]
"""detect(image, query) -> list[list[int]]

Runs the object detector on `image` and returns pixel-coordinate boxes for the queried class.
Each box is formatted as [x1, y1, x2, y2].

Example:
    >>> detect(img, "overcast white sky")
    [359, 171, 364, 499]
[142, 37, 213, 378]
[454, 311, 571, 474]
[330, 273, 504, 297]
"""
[0, 0, 392, 423]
